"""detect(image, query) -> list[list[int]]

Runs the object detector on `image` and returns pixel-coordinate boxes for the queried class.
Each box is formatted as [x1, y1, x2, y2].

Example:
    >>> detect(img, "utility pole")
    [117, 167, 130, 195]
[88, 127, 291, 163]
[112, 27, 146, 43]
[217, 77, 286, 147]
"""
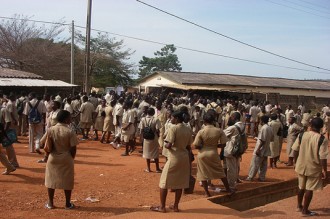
[71, 20, 75, 95]
[84, 0, 92, 93]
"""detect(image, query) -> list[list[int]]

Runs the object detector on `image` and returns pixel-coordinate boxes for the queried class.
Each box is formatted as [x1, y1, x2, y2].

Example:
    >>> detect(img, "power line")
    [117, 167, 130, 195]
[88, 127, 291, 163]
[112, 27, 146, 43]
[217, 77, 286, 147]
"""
[1, 15, 330, 75]
[0, 16, 70, 26]
[136, 0, 330, 72]
[283, 0, 330, 15]
[298, 0, 330, 10]
[265, 0, 330, 19]
[74, 25, 330, 75]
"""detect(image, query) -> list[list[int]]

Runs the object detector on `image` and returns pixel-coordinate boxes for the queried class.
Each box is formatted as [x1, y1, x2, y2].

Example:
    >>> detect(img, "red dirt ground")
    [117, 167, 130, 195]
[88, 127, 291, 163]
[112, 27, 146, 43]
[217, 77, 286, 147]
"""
[0, 135, 329, 219]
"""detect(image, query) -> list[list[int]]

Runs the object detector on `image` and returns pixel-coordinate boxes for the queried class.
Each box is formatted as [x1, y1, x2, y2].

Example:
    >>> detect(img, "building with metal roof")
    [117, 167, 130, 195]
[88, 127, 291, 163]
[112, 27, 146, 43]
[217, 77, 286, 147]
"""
[138, 71, 330, 108]
[138, 71, 330, 98]
[0, 68, 77, 93]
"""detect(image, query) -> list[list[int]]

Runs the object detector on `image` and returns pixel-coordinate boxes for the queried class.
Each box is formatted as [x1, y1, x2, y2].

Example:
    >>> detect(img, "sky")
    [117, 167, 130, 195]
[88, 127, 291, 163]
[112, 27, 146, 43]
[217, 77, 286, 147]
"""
[1, 0, 330, 80]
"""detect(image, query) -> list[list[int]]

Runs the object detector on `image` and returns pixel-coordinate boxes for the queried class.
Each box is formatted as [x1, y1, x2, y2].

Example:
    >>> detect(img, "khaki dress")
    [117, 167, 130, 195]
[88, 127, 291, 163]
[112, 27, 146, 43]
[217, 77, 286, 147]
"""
[162, 119, 174, 158]
[41, 123, 78, 190]
[269, 120, 282, 158]
[193, 125, 227, 181]
[159, 123, 192, 189]
[139, 116, 161, 159]
[103, 106, 114, 132]
[94, 105, 105, 131]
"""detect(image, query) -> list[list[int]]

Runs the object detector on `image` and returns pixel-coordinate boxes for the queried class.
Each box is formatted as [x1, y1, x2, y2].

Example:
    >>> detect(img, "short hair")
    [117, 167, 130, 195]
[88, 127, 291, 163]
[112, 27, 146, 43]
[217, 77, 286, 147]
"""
[53, 101, 61, 108]
[261, 115, 269, 124]
[231, 112, 241, 121]
[172, 110, 184, 122]
[270, 114, 278, 120]
[203, 113, 215, 124]
[147, 107, 155, 116]
[311, 117, 323, 130]
[56, 110, 71, 123]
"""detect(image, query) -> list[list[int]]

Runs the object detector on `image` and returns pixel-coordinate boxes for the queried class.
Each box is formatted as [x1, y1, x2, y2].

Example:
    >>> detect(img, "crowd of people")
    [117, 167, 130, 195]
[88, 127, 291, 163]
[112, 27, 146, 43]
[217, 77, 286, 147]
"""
[0, 89, 328, 216]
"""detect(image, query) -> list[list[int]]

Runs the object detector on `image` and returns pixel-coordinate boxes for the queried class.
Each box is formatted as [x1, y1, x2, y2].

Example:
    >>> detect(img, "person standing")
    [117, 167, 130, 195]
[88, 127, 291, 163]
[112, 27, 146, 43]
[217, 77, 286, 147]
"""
[246, 115, 273, 181]
[301, 110, 313, 131]
[78, 96, 94, 140]
[193, 113, 233, 197]
[120, 101, 135, 156]
[223, 112, 245, 190]
[3, 95, 19, 168]
[268, 114, 282, 168]
[285, 105, 295, 126]
[100, 100, 115, 143]
[16, 91, 28, 136]
[93, 99, 106, 141]
[139, 107, 162, 172]
[292, 117, 328, 216]
[249, 102, 260, 137]
[0, 123, 16, 175]
[286, 116, 303, 166]
[23, 92, 47, 153]
[41, 110, 78, 209]
[110, 98, 124, 149]
[150, 111, 192, 213]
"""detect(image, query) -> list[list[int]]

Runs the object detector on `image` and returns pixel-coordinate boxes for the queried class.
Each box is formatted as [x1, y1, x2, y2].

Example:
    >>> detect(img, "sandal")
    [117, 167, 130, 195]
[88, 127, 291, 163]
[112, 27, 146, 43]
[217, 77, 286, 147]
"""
[65, 203, 75, 210]
[150, 206, 166, 213]
[302, 211, 318, 217]
[45, 203, 55, 209]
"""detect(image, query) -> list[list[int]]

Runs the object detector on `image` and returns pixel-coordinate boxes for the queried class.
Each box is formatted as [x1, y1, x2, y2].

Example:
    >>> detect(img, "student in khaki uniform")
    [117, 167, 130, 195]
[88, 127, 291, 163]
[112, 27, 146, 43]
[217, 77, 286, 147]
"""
[224, 112, 245, 190]
[120, 101, 135, 156]
[301, 110, 312, 131]
[78, 96, 95, 140]
[150, 111, 192, 213]
[93, 99, 106, 141]
[246, 115, 274, 181]
[193, 113, 233, 197]
[268, 114, 282, 168]
[139, 107, 162, 172]
[41, 110, 78, 209]
[162, 109, 174, 160]
[293, 117, 328, 217]
[286, 116, 303, 166]
[100, 100, 115, 143]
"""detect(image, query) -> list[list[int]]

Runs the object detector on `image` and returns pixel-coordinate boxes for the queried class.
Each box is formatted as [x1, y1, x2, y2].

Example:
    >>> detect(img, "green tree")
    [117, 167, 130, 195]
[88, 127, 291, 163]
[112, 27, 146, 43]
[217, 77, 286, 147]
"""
[76, 32, 135, 88]
[138, 44, 182, 78]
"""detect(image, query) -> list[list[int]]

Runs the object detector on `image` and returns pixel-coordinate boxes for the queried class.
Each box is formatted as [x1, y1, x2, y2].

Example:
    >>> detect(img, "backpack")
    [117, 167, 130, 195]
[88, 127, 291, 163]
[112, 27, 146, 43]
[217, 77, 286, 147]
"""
[142, 118, 155, 140]
[16, 99, 24, 115]
[28, 100, 42, 124]
[231, 124, 248, 157]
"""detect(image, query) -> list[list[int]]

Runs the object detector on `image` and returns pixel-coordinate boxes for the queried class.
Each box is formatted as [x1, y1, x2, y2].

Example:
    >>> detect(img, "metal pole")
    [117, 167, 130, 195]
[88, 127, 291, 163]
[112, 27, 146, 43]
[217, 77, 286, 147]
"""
[71, 20, 75, 84]
[71, 20, 75, 94]
[84, 0, 92, 93]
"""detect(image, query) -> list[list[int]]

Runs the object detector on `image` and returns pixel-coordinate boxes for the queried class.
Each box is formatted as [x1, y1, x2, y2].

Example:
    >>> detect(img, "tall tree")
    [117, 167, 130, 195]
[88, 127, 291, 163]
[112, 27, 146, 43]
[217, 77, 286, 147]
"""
[76, 32, 136, 87]
[138, 44, 182, 78]
[0, 15, 83, 83]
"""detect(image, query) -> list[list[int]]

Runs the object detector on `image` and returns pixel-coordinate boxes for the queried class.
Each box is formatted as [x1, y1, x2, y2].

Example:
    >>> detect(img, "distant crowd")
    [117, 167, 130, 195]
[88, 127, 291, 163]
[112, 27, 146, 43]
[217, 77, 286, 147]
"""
[0, 89, 328, 215]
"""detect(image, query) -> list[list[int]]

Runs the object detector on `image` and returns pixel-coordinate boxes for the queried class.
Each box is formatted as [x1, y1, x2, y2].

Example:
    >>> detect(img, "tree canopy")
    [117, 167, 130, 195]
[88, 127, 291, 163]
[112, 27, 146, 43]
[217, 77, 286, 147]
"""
[0, 15, 136, 88]
[75, 32, 136, 87]
[138, 44, 182, 78]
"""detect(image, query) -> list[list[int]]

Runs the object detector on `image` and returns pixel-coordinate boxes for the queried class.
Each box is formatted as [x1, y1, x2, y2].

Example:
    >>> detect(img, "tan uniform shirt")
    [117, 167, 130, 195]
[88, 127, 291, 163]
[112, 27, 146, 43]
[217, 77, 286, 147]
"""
[79, 102, 94, 123]
[292, 131, 328, 177]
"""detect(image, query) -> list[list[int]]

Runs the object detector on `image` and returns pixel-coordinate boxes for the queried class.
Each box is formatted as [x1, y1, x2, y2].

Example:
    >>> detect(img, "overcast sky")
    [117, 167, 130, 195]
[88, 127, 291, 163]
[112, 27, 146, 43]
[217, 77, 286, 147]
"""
[1, 0, 330, 80]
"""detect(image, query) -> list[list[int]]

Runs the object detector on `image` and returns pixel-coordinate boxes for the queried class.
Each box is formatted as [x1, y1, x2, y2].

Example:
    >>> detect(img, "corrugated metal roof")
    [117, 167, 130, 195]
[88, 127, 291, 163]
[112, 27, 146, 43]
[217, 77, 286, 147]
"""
[0, 78, 77, 87]
[151, 71, 330, 91]
[0, 68, 43, 79]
